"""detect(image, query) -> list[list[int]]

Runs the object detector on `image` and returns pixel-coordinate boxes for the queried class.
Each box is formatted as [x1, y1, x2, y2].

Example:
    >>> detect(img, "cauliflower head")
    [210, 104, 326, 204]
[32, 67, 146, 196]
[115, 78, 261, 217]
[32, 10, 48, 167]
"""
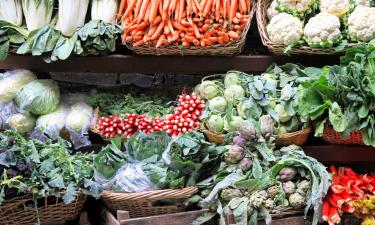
[353, 0, 371, 7]
[276, 0, 318, 18]
[348, 6, 375, 42]
[304, 12, 342, 48]
[267, 1, 279, 19]
[320, 0, 350, 17]
[267, 13, 303, 45]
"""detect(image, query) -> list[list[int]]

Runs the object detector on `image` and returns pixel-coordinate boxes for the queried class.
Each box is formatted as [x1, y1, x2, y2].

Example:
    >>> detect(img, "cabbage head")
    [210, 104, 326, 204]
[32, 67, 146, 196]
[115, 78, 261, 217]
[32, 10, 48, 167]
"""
[36, 104, 69, 132]
[224, 85, 245, 102]
[0, 70, 36, 103]
[16, 79, 60, 115]
[209, 96, 228, 113]
[66, 102, 94, 132]
[9, 113, 36, 133]
[224, 71, 241, 87]
[224, 116, 245, 132]
[206, 114, 224, 133]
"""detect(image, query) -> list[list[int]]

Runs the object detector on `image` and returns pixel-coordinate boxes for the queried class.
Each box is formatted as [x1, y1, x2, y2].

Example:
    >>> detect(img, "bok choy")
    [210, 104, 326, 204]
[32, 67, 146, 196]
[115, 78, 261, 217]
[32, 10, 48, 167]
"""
[0, 0, 22, 26]
[91, 0, 118, 23]
[22, 0, 55, 32]
[56, 0, 90, 36]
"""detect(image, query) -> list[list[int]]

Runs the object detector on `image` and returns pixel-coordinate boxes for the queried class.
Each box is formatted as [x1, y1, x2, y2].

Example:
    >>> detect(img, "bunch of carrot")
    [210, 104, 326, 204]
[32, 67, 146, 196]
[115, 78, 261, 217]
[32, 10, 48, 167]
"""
[117, 0, 251, 48]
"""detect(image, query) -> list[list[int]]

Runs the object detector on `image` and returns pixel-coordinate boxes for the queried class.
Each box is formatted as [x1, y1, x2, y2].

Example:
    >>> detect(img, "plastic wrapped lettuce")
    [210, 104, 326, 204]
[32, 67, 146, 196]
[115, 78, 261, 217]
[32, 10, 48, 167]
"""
[0, 69, 36, 103]
[15, 79, 60, 115]
[66, 101, 95, 149]
[32, 104, 69, 140]
[0, 101, 20, 130]
[8, 113, 36, 133]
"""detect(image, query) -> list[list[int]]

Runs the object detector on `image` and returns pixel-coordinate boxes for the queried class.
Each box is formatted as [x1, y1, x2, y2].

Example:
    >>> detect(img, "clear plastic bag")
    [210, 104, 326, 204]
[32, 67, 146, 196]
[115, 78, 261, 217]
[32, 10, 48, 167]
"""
[109, 163, 155, 192]
[65, 97, 96, 149]
[32, 103, 69, 141]
[8, 112, 36, 133]
[0, 101, 20, 130]
[0, 69, 36, 103]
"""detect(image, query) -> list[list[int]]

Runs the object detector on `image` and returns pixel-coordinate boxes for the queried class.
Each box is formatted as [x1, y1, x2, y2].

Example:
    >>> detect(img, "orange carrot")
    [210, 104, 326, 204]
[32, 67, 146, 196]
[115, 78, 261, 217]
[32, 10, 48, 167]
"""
[172, 20, 187, 31]
[232, 17, 239, 24]
[178, 0, 185, 22]
[215, 0, 220, 21]
[169, 0, 177, 15]
[174, 0, 180, 20]
[223, 0, 228, 18]
[208, 37, 218, 42]
[151, 21, 165, 40]
[193, 0, 202, 12]
[182, 41, 191, 47]
[145, 3, 151, 22]
[203, 39, 213, 45]
[192, 23, 201, 39]
[149, 0, 159, 22]
[193, 39, 200, 46]
[246, 0, 250, 13]
[233, 24, 240, 30]
[138, 0, 150, 21]
[222, 32, 229, 42]
[202, 0, 213, 17]
[159, 0, 163, 15]
[164, 25, 171, 34]
[118, 0, 127, 18]
[229, 0, 237, 22]
[124, 0, 137, 17]
[181, 19, 190, 26]
[134, 0, 143, 17]
[167, 20, 176, 36]
[156, 34, 166, 47]
[228, 30, 239, 38]
[148, 25, 158, 36]
[163, 0, 172, 18]
[153, 16, 162, 25]
[133, 39, 145, 46]
[200, 24, 209, 32]
[186, 0, 193, 16]
[236, 12, 242, 19]
[183, 35, 195, 42]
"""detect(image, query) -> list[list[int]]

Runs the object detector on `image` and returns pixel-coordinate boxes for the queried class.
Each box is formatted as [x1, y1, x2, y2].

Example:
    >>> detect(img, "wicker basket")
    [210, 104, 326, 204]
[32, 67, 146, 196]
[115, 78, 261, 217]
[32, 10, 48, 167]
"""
[0, 193, 86, 225]
[256, 0, 353, 55]
[322, 124, 364, 145]
[101, 187, 198, 218]
[276, 127, 311, 146]
[203, 129, 225, 145]
[125, 8, 255, 56]
[204, 128, 311, 146]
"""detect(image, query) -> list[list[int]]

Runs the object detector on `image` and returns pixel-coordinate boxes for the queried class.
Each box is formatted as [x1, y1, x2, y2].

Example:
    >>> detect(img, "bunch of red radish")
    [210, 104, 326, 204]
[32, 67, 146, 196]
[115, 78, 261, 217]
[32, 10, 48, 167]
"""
[96, 93, 205, 139]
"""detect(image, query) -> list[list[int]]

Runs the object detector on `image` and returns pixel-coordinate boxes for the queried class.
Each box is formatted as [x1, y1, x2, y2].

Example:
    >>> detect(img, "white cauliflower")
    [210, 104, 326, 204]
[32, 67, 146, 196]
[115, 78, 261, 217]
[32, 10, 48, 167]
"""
[353, 0, 371, 7]
[276, 0, 317, 18]
[348, 6, 375, 42]
[267, 1, 279, 19]
[304, 12, 342, 48]
[320, 0, 350, 18]
[267, 13, 303, 45]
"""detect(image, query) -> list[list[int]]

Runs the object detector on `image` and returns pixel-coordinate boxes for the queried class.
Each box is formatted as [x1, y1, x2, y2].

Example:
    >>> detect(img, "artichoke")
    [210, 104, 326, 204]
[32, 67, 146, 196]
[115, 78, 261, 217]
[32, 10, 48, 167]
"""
[224, 145, 245, 164]
[283, 181, 296, 195]
[260, 115, 274, 139]
[297, 180, 311, 195]
[277, 167, 297, 182]
[239, 121, 258, 141]
[289, 193, 305, 209]
[265, 198, 276, 209]
[249, 190, 268, 208]
[201, 189, 211, 198]
[233, 135, 247, 147]
[267, 185, 279, 199]
[220, 188, 243, 202]
[239, 157, 253, 172]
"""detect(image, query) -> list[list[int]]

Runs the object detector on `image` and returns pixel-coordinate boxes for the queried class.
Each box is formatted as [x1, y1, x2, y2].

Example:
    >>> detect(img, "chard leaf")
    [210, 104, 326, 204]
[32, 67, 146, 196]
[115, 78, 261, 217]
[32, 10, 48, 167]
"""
[0, 41, 9, 61]
[48, 174, 65, 189]
[83, 179, 102, 198]
[63, 184, 77, 204]
[249, 211, 258, 225]
[358, 104, 369, 119]
[191, 212, 217, 225]
[328, 102, 348, 132]
[252, 158, 262, 179]
[229, 197, 249, 225]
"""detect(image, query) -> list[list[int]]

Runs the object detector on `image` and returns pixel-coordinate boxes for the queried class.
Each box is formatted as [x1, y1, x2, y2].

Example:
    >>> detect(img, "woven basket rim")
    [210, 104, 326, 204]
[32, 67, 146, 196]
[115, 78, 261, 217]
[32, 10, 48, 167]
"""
[123, 7, 256, 56]
[256, 0, 355, 55]
[278, 126, 311, 138]
[101, 186, 198, 196]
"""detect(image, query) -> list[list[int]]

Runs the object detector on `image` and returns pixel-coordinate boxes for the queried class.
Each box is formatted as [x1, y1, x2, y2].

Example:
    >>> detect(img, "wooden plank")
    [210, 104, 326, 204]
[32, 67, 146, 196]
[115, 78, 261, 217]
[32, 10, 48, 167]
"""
[104, 210, 121, 225]
[79, 211, 91, 225]
[304, 145, 375, 163]
[118, 209, 210, 225]
[227, 215, 307, 225]
[0, 55, 339, 74]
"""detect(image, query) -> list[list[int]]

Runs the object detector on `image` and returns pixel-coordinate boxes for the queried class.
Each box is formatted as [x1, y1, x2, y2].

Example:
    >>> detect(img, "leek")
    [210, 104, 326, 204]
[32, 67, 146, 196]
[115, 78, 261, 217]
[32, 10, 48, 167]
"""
[0, 0, 22, 26]
[56, 0, 89, 37]
[22, 0, 54, 32]
[91, 0, 119, 23]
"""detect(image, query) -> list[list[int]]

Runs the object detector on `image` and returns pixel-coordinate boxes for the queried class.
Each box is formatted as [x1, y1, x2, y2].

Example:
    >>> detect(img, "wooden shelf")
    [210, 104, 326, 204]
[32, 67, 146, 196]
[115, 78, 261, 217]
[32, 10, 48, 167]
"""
[0, 54, 339, 74]
[304, 145, 375, 163]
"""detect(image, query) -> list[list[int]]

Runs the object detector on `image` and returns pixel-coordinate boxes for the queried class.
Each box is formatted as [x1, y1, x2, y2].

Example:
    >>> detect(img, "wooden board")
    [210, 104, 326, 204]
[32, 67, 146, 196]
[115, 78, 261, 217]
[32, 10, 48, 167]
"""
[117, 209, 211, 225]
[0, 55, 339, 74]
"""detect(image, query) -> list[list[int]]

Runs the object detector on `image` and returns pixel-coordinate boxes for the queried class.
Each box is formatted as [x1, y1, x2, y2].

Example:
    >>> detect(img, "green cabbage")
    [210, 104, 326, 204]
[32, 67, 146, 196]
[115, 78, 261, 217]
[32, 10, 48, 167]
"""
[36, 104, 69, 132]
[209, 96, 228, 113]
[9, 113, 36, 133]
[16, 79, 60, 115]
[0, 70, 36, 103]
[206, 114, 224, 133]
[225, 116, 245, 132]
[224, 85, 245, 102]
[224, 71, 241, 87]
[66, 102, 94, 132]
